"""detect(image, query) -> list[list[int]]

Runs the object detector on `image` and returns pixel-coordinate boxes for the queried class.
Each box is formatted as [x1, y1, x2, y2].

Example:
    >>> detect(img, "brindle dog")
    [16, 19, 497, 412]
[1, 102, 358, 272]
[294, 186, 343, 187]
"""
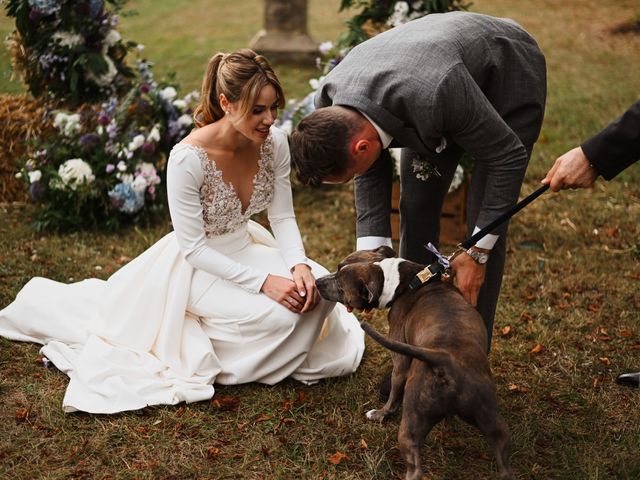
[316, 246, 513, 480]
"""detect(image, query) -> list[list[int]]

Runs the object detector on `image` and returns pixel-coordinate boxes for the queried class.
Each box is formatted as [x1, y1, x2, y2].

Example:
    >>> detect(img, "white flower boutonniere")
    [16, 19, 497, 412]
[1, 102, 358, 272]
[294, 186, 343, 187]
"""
[411, 155, 441, 182]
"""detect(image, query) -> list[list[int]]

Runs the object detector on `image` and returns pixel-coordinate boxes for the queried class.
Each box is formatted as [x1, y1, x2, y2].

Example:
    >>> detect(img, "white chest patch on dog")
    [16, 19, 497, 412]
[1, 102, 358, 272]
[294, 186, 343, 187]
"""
[374, 258, 403, 308]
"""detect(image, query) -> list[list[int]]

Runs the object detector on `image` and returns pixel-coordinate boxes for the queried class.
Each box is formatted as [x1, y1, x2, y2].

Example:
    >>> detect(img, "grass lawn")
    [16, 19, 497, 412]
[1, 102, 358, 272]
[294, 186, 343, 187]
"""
[1, 0, 640, 479]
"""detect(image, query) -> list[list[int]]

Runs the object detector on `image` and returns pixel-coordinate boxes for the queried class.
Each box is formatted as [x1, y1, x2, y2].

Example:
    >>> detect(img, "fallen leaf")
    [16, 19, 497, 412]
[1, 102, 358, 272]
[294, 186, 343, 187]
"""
[605, 227, 619, 237]
[207, 447, 220, 458]
[519, 312, 533, 322]
[598, 357, 611, 366]
[500, 325, 512, 336]
[507, 383, 529, 393]
[587, 303, 601, 313]
[619, 329, 634, 338]
[261, 446, 270, 457]
[15, 408, 28, 422]
[211, 395, 240, 412]
[254, 412, 271, 423]
[328, 451, 349, 465]
[116, 255, 132, 265]
[359, 439, 368, 450]
[530, 343, 544, 354]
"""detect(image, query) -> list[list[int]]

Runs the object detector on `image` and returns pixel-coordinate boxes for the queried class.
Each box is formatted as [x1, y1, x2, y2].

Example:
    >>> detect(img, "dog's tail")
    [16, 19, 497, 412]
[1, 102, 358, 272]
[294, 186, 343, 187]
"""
[361, 322, 454, 369]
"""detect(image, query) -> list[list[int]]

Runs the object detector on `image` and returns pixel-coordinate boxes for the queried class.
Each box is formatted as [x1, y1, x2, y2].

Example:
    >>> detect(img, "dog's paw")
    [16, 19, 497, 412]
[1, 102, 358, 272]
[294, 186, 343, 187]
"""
[365, 409, 386, 422]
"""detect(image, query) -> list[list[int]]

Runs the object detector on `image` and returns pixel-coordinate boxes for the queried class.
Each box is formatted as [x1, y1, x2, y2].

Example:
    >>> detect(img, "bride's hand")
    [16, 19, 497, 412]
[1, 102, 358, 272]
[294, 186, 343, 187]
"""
[291, 264, 320, 313]
[261, 274, 306, 313]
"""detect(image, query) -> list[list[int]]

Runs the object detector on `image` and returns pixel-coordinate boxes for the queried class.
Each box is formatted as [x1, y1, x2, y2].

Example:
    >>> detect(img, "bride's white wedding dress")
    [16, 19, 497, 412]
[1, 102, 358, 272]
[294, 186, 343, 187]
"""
[0, 127, 364, 414]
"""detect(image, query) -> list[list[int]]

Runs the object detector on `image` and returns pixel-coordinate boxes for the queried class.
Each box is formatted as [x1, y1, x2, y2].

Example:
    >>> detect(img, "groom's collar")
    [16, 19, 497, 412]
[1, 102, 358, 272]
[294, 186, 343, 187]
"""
[360, 111, 394, 149]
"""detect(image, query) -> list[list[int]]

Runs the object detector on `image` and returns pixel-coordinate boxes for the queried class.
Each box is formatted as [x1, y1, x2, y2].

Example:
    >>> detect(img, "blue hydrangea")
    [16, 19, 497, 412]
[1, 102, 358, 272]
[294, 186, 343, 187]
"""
[108, 182, 145, 214]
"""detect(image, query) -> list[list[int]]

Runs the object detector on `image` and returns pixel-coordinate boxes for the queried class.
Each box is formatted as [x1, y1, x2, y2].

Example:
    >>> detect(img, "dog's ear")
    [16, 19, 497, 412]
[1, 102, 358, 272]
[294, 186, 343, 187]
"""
[374, 245, 396, 258]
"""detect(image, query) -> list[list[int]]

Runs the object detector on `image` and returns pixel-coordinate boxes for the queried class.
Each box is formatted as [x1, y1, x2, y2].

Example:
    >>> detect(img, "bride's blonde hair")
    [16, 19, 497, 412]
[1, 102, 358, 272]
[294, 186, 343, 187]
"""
[193, 48, 285, 128]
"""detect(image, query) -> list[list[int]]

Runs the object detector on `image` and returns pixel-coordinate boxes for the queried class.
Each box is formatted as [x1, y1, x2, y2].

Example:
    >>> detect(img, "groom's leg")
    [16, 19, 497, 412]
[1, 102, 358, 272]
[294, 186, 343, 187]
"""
[399, 146, 463, 265]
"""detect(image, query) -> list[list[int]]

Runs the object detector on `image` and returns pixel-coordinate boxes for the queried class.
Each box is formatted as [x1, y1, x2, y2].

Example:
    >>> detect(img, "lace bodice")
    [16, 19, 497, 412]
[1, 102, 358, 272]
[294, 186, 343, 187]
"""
[189, 135, 275, 236]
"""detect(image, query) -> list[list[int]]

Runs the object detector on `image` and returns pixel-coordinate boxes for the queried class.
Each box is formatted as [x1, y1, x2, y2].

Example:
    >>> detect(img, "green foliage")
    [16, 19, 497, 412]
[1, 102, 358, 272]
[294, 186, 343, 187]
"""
[4, 0, 136, 106]
[338, 0, 471, 48]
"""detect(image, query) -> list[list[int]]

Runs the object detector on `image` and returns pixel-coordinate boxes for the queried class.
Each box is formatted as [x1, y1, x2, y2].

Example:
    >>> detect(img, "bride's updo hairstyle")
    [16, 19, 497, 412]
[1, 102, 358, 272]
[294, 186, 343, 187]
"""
[193, 48, 285, 128]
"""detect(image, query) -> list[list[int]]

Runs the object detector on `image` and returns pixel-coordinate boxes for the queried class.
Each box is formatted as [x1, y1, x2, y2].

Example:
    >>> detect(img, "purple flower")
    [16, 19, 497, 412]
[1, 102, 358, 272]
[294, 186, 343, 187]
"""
[98, 113, 110, 125]
[142, 142, 155, 153]
[79, 133, 100, 149]
[28, 9, 40, 21]
[140, 83, 150, 94]
[106, 164, 115, 173]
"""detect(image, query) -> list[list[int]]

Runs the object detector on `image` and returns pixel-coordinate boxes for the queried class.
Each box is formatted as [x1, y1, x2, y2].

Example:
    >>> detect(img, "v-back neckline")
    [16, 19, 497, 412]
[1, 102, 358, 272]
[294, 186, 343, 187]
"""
[183, 135, 271, 216]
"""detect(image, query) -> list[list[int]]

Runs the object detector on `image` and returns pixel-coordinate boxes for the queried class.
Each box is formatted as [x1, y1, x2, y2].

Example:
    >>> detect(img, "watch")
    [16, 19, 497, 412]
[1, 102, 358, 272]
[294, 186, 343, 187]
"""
[466, 248, 489, 265]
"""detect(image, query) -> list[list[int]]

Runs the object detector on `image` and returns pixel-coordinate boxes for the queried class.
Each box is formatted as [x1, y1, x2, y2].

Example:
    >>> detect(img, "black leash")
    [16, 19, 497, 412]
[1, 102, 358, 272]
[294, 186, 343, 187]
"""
[409, 184, 550, 290]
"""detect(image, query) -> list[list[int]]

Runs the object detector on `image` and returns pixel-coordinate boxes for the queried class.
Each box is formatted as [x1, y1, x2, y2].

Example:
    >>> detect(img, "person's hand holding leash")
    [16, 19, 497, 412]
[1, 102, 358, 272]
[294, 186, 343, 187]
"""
[542, 146, 598, 191]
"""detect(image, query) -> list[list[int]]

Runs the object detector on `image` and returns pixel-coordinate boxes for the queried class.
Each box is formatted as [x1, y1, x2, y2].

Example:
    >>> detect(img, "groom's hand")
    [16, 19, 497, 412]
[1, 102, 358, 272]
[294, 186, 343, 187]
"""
[451, 253, 486, 307]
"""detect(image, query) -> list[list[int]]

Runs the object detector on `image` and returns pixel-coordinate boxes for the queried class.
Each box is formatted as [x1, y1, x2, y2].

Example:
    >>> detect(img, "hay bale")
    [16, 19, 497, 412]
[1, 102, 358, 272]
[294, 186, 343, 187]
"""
[0, 93, 53, 202]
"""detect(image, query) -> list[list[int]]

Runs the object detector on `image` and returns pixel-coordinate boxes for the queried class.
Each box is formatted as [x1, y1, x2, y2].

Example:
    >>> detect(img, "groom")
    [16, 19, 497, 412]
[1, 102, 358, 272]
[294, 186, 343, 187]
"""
[290, 11, 547, 346]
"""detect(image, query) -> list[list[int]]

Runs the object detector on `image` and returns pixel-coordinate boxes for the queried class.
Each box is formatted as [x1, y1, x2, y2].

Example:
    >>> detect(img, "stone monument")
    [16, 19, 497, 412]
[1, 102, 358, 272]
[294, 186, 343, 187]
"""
[250, 0, 317, 62]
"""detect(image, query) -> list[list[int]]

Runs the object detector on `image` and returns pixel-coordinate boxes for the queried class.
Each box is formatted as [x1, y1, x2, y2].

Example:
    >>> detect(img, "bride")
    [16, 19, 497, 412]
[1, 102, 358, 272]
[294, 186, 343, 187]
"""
[0, 49, 364, 414]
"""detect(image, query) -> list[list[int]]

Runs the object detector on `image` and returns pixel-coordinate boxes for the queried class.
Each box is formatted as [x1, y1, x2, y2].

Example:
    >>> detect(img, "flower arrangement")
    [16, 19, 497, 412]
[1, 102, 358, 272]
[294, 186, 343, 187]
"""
[4, 0, 137, 106]
[15, 60, 199, 231]
[337, 0, 472, 48]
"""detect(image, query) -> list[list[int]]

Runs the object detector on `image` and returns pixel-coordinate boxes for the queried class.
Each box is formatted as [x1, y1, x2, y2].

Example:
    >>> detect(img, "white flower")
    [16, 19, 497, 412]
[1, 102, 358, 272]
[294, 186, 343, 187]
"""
[159, 86, 177, 102]
[318, 41, 333, 55]
[51, 31, 83, 48]
[172, 99, 187, 111]
[117, 160, 127, 172]
[147, 125, 161, 143]
[131, 175, 148, 193]
[86, 55, 118, 87]
[448, 164, 465, 193]
[309, 76, 325, 90]
[136, 44, 145, 52]
[182, 90, 200, 104]
[53, 112, 81, 137]
[56, 159, 95, 190]
[15, 172, 22, 179]
[128, 134, 145, 152]
[28, 170, 42, 183]
[104, 30, 121, 47]
[177, 114, 193, 127]
[387, 1, 411, 27]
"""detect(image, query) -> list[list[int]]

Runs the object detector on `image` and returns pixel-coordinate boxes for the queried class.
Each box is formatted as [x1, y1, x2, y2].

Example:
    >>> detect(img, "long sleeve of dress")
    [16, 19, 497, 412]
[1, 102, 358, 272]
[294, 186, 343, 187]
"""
[167, 146, 268, 293]
[267, 128, 308, 270]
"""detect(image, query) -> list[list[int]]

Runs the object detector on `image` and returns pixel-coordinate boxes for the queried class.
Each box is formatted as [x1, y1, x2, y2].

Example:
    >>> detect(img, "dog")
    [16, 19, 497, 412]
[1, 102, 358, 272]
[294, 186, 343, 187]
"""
[316, 246, 513, 480]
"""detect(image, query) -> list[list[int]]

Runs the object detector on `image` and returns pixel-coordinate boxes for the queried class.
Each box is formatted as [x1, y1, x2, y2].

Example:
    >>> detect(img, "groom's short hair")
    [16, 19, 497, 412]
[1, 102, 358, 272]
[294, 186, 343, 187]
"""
[290, 107, 360, 186]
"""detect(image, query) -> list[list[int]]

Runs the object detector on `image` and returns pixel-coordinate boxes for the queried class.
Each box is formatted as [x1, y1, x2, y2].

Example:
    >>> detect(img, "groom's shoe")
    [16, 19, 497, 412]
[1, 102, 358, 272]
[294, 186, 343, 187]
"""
[615, 371, 640, 388]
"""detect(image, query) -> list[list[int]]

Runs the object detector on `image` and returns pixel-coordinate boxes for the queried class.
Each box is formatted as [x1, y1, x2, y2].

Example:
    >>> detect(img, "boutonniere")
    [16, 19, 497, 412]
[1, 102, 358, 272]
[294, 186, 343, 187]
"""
[411, 154, 441, 182]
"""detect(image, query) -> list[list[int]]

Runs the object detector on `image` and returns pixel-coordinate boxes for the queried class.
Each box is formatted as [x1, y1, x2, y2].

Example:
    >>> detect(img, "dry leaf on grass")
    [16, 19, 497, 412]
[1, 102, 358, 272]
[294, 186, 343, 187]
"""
[328, 451, 349, 465]
[500, 325, 512, 336]
[211, 395, 240, 412]
[530, 343, 544, 354]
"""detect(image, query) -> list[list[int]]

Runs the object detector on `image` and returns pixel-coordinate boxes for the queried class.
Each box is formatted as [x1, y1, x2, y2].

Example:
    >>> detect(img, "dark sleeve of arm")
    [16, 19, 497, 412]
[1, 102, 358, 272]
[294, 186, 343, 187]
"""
[353, 149, 393, 238]
[433, 64, 530, 231]
[581, 100, 640, 180]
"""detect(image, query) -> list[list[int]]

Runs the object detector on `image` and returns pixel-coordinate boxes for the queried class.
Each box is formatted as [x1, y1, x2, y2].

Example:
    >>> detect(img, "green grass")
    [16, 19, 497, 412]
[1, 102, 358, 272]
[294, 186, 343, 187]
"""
[2, 0, 640, 479]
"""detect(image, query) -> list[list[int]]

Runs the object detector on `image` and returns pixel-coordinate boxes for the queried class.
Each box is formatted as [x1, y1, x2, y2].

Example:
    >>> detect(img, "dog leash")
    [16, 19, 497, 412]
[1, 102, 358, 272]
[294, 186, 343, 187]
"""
[408, 184, 550, 290]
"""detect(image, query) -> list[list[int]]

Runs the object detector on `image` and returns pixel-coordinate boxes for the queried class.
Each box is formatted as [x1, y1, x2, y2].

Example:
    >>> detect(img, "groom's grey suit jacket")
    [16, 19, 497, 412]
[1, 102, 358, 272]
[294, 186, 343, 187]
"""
[315, 11, 547, 238]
